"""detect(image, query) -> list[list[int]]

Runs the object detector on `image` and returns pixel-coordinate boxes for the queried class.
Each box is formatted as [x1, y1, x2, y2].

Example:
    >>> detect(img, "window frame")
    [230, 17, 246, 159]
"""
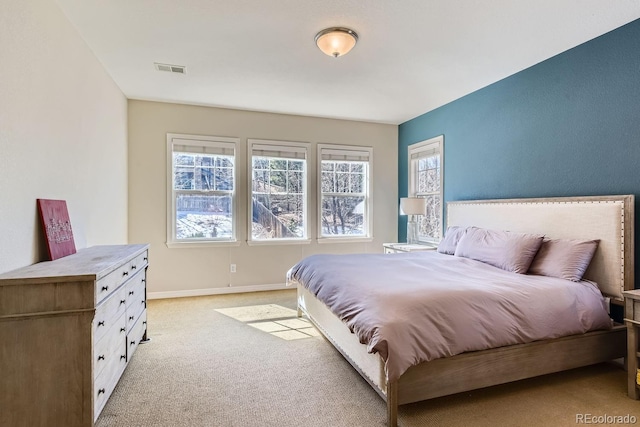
[247, 139, 310, 245]
[317, 144, 373, 242]
[408, 135, 444, 243]
[166, 133, 239, 248]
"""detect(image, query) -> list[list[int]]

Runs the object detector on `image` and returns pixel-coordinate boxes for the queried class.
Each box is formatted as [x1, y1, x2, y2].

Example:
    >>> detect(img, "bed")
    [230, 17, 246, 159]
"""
[287, 195, 634, 427]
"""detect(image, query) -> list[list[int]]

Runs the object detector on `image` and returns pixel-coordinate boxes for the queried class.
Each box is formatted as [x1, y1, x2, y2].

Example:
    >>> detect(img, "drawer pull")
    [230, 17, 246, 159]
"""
[122, 271, 129, 277]
[97, 321, 105, 327]
[98, 388, 105, 395]
[120, 299, 126, 305]
[101, 286, 109, 292]
[132, 265, 137, 270]
[143, 257, 148, 261]
[98, 355, 105, 361]
[143, 321, 147, 326]
[129, 316, 134, 321]
[142, 279, 146, 283]
[129, 291, 134, 296]
[121, 355, 126, 360]
[130, 340, 136, 346]
[120, 327, 126, 333]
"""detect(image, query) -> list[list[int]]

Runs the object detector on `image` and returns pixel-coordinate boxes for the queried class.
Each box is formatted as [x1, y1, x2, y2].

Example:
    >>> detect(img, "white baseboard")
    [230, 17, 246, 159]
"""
[147, 283, 291, 300]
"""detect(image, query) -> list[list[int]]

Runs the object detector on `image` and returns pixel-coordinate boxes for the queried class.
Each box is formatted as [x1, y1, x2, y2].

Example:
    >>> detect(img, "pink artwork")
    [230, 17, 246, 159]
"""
[37, 199, 76, 260]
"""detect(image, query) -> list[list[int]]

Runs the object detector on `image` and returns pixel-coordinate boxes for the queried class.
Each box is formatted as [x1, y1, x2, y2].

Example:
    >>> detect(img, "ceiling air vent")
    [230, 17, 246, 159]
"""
[154, 62, 186, 74]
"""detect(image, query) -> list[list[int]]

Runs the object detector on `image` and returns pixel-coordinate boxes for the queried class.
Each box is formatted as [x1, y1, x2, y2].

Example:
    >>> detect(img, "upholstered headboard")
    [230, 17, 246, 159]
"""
[447, 195, 634, 301]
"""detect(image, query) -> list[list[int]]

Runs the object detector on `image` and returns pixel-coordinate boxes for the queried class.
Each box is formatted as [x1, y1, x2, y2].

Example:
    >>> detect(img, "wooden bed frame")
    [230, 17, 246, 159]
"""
[295, 195, 634, 427]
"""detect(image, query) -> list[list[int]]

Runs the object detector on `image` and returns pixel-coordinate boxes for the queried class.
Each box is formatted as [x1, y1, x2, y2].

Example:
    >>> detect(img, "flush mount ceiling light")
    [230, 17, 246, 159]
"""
[315, 27, 358, 58]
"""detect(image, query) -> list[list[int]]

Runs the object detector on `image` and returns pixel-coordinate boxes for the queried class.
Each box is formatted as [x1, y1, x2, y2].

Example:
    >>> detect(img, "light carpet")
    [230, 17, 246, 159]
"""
[96, 290, 639, 427]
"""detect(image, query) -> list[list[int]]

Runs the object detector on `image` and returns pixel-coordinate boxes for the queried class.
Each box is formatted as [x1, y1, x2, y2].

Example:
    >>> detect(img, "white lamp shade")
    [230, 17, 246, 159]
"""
[315, 28, 358, 58]
[400, 197, 425, 216]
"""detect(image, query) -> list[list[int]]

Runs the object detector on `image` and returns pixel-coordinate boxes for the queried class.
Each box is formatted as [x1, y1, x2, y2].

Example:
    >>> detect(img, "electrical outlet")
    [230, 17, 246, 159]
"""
[230, 264, 236, 273]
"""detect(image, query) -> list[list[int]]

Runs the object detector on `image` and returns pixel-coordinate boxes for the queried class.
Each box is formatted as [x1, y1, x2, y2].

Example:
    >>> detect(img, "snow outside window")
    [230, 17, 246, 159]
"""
[167, 134, 238, 245]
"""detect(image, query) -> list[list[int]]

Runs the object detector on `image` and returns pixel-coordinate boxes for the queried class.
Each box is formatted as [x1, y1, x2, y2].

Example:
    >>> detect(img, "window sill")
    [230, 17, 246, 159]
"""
[317, 237, 373, 244]
[247, 239, 311, 246]
[166, 240, 241, 249]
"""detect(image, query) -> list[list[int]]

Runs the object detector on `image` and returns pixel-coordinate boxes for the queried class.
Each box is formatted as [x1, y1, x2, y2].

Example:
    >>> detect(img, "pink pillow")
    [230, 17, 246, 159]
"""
[528, 238, 599, 281]
[454, 227, 544, 274]
[437, 226, 466, 255]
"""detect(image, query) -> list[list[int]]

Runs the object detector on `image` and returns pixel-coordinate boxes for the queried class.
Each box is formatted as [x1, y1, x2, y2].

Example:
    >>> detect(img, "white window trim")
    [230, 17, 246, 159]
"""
[247, 138, 310, 244]
[317, 144, 373, 242]
[408, 135, 444, 243]
[166, 133, 239, 248]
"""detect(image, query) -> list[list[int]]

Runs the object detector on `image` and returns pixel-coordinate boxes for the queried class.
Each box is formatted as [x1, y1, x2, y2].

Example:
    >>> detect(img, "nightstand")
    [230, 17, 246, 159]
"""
[623, 289, 640, 399]
[383, 243, 437, 254]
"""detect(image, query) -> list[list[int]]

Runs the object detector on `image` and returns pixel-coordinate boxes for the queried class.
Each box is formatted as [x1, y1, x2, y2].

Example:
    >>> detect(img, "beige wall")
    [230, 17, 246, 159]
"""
[0, 0, 128, 274]
[128, 101, 398, 296]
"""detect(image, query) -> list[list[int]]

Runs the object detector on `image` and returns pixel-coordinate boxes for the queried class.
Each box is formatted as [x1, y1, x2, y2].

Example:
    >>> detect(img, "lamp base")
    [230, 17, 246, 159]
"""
[407, 219, 418, 244]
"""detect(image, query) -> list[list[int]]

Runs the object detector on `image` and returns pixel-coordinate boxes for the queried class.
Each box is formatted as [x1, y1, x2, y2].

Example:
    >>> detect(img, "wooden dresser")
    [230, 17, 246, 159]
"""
[0, 244, 149, 427]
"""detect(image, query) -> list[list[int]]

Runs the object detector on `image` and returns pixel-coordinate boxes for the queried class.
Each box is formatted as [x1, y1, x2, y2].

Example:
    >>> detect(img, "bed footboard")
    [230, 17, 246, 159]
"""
[298, 282, 627, 427]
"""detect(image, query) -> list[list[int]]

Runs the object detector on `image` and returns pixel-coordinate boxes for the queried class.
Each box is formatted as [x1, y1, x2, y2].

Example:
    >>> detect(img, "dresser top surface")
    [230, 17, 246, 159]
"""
[0, 244, 149, 285]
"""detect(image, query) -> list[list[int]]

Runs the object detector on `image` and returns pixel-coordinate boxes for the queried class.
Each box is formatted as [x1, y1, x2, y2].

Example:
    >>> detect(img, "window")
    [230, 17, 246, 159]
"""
[249, 139, 308, 242]
[408, 135, 443, 242]
[318, 145, 372, 239]
[167, 134, 238, 246]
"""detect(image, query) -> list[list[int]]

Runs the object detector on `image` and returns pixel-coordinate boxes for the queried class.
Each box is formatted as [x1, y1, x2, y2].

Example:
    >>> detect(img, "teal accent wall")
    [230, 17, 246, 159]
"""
[398, 18, 640, 256]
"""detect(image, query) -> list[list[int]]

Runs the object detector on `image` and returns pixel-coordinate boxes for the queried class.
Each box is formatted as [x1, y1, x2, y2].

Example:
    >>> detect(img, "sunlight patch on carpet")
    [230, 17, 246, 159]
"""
[215, 304, 297, 322]
[215, 304, 318, 340]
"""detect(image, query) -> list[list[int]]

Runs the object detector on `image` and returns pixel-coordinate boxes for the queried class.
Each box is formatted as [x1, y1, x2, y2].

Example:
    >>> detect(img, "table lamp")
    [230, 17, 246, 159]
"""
[400, 197, 425, 244]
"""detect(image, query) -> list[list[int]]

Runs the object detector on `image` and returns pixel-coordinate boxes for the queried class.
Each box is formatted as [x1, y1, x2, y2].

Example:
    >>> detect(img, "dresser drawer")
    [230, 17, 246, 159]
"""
[126, 299, 146, 333]
[93, 286, 127, 343]
[96, 264, 132, 304]
[94, 313, 127, 379]
[127, 311, 147, 362]
[125, 269, 146, 311]
[93, 352, 127, 421]
[126, 277, 146, 333]
[129, 250, 149, 275]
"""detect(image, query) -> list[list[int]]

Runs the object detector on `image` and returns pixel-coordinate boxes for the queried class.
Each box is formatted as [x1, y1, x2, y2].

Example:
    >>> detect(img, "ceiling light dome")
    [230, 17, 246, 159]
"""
[315, 27, 358, 58]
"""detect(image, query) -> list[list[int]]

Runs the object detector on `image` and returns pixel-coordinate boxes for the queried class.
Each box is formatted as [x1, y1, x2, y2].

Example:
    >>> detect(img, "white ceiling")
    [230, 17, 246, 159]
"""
[54, 0, 640, 125]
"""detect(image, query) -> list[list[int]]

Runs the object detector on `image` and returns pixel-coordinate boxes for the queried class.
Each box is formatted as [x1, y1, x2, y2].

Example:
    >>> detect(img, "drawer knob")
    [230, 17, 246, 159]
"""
[98, 388, 105, 395]
[120, 299, 126, 305]
[120, 327, 126, 333]
[97, 321, 105, 327]
[142, 279, 146, 283]
[121, 355, 126, 360]
[143, 321, 147, 325]
[132, 265, 137, 270]
[101, 286, 109, 292]
[143, 257, 148, 261]
[122, 271, 129, 277]
[98, 355, 105, 361]
[130, 340, 136, 346]
[129, 291, 134, 296]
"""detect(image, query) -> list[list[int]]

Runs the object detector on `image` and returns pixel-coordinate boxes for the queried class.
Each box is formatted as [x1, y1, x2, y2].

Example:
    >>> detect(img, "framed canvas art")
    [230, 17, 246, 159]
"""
[37, 199, 76, 260]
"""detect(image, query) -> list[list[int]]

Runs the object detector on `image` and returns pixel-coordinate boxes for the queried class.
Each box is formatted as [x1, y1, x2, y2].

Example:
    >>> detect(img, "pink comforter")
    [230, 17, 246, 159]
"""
[287, 251, 612, 382]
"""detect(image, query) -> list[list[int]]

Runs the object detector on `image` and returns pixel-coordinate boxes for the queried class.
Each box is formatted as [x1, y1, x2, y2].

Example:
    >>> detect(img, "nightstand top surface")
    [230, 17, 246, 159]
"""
[623, 289, 640, 299]
[383, 243, 437, 252]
